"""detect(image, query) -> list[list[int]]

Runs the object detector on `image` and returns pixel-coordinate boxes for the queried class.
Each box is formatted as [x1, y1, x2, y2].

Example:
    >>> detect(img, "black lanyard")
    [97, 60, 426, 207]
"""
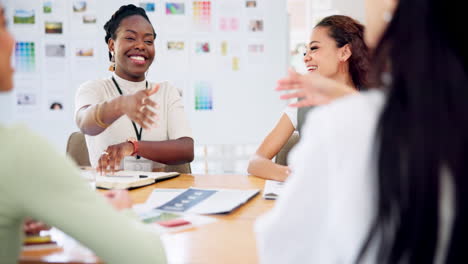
[111, 76, 148, 159]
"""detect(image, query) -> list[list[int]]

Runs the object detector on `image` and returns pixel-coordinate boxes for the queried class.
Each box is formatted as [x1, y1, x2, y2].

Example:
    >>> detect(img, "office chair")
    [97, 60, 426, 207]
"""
[274, 131, 300, 166]
[66, 131, 91, 167]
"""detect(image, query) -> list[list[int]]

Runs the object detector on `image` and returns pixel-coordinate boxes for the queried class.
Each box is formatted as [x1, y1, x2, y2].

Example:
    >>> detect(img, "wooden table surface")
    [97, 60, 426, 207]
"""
[19, 174, 275, 264]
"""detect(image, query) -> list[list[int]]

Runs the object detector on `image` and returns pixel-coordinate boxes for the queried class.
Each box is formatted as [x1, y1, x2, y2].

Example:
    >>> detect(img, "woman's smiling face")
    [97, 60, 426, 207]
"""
[303, 26, 347, 79]
[108, 15, 155, 81]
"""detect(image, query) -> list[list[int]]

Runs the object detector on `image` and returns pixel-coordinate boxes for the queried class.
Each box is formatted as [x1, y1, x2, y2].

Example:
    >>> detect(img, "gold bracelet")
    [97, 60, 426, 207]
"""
[94, 103, 110, 128]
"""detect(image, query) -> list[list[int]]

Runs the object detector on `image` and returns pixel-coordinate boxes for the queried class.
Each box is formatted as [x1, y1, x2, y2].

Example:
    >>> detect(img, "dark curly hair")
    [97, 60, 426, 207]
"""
[103, 4, 155, 61]
[315, 15, 370, 89]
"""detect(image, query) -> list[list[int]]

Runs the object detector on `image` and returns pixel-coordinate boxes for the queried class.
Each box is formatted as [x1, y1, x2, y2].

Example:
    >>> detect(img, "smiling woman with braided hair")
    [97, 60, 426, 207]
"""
[75, 4, 193, 175]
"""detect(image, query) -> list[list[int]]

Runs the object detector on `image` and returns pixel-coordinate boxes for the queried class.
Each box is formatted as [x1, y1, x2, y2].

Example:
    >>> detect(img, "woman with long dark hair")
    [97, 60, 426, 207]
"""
[248, 15, 369, 182]
[256, 0, 467, 263]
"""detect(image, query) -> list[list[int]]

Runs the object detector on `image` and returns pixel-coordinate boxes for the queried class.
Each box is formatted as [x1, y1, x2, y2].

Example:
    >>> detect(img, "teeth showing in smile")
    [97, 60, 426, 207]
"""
[308, 66, 317, 71]
[130, 56, 145, 61]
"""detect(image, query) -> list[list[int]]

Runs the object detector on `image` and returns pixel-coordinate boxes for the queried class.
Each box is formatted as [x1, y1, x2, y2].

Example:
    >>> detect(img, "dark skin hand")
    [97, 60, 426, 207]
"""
[97, 137, 194, 175]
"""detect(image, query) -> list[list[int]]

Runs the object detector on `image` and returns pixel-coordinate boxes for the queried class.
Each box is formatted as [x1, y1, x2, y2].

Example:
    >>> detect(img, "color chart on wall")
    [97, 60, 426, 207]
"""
[194, 82, 213, 110]
[166, 2, 185, 14]
[15, 42, 36, 73]
[193, 1, 211, 30]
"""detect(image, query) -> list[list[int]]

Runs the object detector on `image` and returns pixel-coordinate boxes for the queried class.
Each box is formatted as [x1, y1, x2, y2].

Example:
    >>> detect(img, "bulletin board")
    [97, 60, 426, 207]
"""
[3, 0, 288, 148]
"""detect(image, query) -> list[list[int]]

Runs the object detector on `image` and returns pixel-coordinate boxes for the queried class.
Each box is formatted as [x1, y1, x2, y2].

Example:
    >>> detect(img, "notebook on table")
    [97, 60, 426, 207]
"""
[94, 170, 180, 189]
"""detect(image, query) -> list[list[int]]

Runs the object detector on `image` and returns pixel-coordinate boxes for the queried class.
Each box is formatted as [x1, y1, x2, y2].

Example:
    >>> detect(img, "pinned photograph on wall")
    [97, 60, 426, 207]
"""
[249, 20, 263, 32]
[232, 57, 240, 71]
[139, 2, 155, 12]
[83, 14, 97, 24]
[75, 47, 94, 57]
[13, 9, 35, 24]
[166, 2, 185, 15]
[17, 93, 37, 106]
[45, 44, 65, 57]
[43, 1, 52, 13]
[221, 41, 228, 56]
[247, 43, 265, 64]
[195, 42, 210, 54]
[219, 17, 239, 32]
[15, 42, 35, 73]
[49, 101, 64, 111]
[73, 1, 87, 13]
[45, 21, 63, 34]
[167, 41, 184, 51]
[246, 0, 257, 8]
[194, 82, 213, 111]
[248, 43, 264, 53]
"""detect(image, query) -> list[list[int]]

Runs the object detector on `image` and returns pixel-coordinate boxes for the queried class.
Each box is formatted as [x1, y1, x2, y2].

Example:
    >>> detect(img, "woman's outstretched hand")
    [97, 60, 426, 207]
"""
[120, 84, 160, 130]
[276, 69, 357, 107]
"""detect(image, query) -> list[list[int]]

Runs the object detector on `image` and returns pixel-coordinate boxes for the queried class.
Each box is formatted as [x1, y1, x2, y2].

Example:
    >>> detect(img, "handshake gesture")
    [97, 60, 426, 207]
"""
[120, 84, 160, 130]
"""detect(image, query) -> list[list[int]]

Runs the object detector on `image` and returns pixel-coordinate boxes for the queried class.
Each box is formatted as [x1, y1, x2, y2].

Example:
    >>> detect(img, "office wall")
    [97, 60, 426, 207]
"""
[2, 0, 289, 152]
[332, 0, 365, 23]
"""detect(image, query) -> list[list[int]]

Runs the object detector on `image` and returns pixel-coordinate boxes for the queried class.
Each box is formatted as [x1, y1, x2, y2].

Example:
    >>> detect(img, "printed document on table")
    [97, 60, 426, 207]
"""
[263, 180, 284, 200]
[156, 188, 260, 214]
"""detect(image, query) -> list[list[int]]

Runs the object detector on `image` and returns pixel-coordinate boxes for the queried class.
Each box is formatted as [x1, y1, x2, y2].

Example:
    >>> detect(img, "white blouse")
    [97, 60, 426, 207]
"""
[75, 73, 192, 168]
[255, 89, 454, 263]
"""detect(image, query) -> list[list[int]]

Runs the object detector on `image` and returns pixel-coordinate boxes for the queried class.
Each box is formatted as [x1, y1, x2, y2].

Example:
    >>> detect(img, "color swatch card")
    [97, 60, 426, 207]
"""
[194, 82, 213, 110]
[139, 2, 156, 12]
[193, 1, 211, 30]
[219, 17, 239, 31]
[166, 2, 185, 14]
[15, 42, 36, 73]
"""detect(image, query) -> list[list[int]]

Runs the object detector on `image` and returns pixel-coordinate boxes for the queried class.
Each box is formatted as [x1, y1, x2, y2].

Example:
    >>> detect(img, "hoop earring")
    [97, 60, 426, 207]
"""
[383, 11, 393, 23]
[108, 51, 115, 72]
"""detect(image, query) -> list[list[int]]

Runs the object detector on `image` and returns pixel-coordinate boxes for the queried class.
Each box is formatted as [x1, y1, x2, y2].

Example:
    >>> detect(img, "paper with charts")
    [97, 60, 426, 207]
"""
[155, 188, 260, 214]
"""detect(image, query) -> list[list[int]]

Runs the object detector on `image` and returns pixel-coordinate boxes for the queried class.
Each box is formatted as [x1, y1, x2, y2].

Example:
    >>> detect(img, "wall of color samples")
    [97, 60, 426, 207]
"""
[3, 0, 288, 149]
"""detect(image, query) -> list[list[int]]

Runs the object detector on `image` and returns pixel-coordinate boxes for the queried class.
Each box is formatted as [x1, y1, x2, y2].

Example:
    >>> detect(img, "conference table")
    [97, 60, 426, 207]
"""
[19, 174, 275, 264]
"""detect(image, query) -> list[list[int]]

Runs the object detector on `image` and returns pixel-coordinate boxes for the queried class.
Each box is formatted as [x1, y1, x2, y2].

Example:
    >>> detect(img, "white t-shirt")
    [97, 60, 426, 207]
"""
[282, 106, 297, 129]
[75, 73, 192, 169]
[255, 90, 453, 263]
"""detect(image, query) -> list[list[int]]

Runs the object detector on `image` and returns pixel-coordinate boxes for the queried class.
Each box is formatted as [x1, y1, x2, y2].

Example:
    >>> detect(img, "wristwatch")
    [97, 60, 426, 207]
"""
[126, 137, 138, 156]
